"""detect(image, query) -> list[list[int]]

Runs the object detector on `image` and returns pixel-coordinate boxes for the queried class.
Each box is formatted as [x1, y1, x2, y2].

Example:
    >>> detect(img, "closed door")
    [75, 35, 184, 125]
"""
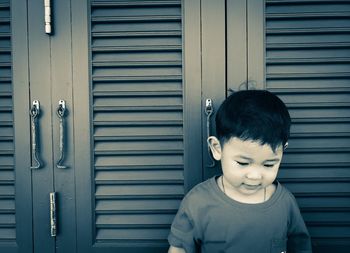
[3, 0, 186, 252]
[73, 0, 185, 252]
[1, 0, 349, 253]
[263, 1, 350, 252]
[2, 0, 76, 252]
[201, 1, 350, 252]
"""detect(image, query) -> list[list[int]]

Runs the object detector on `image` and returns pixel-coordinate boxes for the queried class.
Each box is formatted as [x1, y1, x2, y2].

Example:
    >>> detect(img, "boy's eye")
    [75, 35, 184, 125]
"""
[264, 164, 275, 168]
[236, 161, 249, 166]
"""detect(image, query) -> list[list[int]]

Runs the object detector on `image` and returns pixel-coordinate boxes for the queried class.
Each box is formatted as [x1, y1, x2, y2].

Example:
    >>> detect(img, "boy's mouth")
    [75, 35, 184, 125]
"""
[242, 183, 261, 190]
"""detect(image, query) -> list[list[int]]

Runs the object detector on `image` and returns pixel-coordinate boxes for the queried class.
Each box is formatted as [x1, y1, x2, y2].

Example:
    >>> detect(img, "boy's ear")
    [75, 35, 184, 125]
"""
[207, 136, 222, 161]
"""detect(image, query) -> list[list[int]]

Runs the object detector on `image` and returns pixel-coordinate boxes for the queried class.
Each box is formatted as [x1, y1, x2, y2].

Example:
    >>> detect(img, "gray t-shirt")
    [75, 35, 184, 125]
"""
[168, 176, 312, 253]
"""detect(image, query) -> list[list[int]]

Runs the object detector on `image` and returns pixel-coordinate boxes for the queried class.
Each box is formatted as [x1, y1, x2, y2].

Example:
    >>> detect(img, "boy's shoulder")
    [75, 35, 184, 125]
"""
[277, 182, 298, 198]
[182, 176, 217, 202]
[274, 182, 301, 210]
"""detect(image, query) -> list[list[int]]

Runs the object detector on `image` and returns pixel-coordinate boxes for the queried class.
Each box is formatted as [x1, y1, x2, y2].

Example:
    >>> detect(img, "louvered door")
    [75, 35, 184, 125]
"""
[2, 0, 78, 252]
[264, 1, 350, 252]
[74, 1, 184, 252]
[0, 0, 33, 252]
[0, 0, 15, 246]
[225, 0, 350, 252]
[3, 0, 186, 252]
[6, 0, 349, 252]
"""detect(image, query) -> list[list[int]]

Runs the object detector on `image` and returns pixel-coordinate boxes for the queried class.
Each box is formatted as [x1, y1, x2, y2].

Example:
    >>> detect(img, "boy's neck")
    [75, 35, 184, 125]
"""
[217, 176, 276, 204]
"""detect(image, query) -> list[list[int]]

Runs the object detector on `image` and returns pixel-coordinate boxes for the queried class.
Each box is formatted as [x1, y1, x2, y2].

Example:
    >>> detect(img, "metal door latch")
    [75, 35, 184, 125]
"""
[56, 100, 67, 168]
[44, 0, 52, 34]
[50, 192, 57, 237]
[30, 100, 43, 169]
[205, 99, 213, 114]
[204, 98, 216, 167]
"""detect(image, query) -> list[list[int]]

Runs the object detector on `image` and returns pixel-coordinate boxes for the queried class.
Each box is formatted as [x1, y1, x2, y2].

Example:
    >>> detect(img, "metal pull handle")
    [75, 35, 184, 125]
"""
[56, 100, 67, 168]
[30, 100, 43, 169]
[205, 99, 216, 167]
[50, 192, 57, 237]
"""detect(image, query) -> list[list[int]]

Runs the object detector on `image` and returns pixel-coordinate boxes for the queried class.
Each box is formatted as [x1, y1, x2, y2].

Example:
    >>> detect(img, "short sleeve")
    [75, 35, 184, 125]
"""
[287, 193, 313, 253]
[168, 197, 197, 253]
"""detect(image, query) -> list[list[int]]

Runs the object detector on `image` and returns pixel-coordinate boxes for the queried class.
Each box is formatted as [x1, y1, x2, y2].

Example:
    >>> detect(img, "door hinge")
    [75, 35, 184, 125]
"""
[50, 192, 57, 237]
[44, 0, 52, 34]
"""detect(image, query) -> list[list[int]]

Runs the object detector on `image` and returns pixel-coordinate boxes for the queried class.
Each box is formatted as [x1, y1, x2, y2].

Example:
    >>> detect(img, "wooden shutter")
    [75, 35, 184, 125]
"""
[0, 0, 15, 243]
[265, 0, 350, 252]
[90, 0, 183, 249]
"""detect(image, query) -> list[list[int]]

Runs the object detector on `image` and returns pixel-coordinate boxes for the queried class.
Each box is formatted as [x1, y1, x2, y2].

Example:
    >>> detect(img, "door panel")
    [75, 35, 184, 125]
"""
[75, 0, 184, 252]
[227, 0, 247, 90]
[51, 0, 76, 252]
[5, 0, 349, 252]
[201, 0, 226, 179]
[1, 0, 33, 252]
[6, 0, 76, 252]
[247, 0, 264, 87]
[27, 0, 55, 251]
[225, 0, 350, 252]
[0, 0, 16, 249]
[265, 1, 350, 252]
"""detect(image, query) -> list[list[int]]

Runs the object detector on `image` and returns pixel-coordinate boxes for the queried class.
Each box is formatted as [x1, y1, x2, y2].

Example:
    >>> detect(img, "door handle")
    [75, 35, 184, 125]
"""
[204, 98, 216, 167]
[56, 100, 67, 168]
[30, 100, 43, 169]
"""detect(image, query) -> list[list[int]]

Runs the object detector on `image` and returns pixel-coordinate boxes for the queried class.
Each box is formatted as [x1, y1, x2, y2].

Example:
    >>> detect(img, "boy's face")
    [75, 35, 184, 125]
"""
[209, 137, 283, 198]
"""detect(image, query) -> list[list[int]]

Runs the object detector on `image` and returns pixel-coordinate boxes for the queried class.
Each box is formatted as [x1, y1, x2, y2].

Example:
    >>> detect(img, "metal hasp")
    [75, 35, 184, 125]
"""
[44, 0, 52, 34]
[204, 99, 216, 167]
[50, 192, 57, 237]
[205, 98, 213, 113]
[30, 100, 43, 169]
[56, 100, 67, 168]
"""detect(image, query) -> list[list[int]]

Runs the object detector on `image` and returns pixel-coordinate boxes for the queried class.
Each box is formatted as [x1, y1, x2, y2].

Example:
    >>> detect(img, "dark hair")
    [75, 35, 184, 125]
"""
[215, 90, 291, 151]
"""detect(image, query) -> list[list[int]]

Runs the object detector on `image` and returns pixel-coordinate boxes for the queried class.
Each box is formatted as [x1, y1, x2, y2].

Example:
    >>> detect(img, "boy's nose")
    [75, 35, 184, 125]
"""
[246, 170, 262, 180]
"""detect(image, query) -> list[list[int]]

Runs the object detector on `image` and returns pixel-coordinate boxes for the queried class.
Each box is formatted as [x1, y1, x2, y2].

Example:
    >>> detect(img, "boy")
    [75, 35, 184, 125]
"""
[168, 90, 312, 253]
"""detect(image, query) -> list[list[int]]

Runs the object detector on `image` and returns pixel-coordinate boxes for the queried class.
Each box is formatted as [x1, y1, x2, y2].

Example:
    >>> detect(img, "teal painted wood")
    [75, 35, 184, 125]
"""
[0, 0, 17, 250]
[1, 0, 33, 252]
[247, 0, 265, 88]
[227, 0, 248, 91]
[201, 0, 227, 180]
[265, 0, 350, 252]
[71, 0, 92, 252]
[11, 0, 33, 249]
[75, 0, 183, 252]
[27, 0, 55, 251]
[182, 0, 203, 192]
[51, 0, 77, 252]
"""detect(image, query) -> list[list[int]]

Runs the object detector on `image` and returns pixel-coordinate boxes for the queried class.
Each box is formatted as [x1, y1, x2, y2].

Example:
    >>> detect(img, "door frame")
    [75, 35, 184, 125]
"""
[182, 0, 203, 191]
[71, 0, 92, 252]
